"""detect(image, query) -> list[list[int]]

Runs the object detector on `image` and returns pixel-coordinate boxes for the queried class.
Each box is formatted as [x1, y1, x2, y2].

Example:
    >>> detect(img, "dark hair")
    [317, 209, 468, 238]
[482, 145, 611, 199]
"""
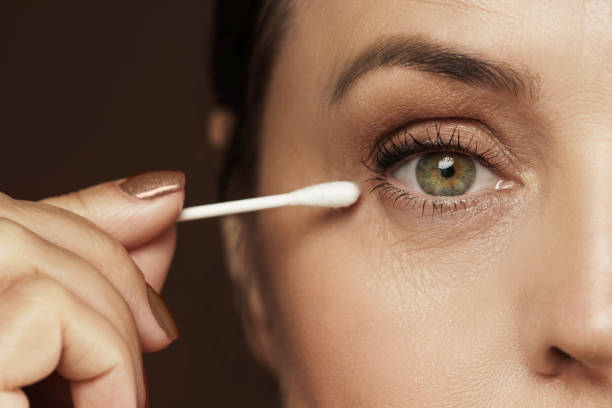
[212, 0, 293, 200]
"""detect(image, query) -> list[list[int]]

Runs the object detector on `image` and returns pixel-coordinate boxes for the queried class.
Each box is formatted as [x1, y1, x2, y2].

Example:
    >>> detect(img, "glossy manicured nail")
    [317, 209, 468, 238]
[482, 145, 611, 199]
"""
[146, 283, 179, 340]
[119, 171, 185, 200]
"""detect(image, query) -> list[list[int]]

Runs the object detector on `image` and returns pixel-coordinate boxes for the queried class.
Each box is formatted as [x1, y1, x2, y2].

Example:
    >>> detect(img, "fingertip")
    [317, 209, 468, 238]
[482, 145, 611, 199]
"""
[40, 170, 187, 250]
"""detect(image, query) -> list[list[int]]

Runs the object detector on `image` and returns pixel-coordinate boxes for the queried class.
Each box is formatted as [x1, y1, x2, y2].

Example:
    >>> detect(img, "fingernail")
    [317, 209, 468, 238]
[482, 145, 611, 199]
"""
[119, 171, 185, 200]
[146, 283, 179, 340]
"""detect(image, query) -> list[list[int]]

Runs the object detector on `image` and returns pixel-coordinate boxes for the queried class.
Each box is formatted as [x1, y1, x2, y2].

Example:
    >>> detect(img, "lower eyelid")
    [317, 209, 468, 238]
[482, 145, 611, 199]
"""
[367, 175, 520, 220]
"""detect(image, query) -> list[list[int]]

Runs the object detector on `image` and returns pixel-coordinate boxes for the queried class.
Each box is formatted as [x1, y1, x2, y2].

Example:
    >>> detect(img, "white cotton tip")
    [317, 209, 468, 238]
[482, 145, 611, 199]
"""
[438, 156, 454, 170]
[288, 181, 361, 208]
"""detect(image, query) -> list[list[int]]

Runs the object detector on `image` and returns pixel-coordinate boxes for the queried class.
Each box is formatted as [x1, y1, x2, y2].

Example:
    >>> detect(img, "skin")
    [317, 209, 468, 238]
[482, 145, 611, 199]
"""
[218, 0, 612, 406]
[5, 0, 610, 406]
[0, 180, 184, 407]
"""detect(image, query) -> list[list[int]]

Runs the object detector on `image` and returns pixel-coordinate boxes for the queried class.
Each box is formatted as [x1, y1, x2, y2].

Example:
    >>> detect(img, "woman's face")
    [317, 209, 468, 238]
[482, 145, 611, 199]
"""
[251, 0, 612, 405]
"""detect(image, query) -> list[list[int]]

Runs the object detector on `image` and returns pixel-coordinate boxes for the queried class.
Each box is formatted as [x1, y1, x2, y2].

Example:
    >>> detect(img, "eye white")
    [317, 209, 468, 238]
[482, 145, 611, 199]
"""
[392, 154, 502, 196]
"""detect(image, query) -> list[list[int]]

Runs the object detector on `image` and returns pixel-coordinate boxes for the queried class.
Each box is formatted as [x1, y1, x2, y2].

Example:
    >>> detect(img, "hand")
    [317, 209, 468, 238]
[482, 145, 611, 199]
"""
[0, 171, 186, 408]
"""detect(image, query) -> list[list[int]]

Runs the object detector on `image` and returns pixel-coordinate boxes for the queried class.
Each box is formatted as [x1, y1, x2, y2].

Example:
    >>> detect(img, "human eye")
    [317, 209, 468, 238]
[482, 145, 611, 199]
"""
[363, 119, 521, 219]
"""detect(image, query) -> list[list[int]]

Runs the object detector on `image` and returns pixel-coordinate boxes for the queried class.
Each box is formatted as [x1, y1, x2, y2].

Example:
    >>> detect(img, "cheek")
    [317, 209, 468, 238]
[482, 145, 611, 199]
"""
[258, 206, 400, 401]
[256, 196, 520, 405]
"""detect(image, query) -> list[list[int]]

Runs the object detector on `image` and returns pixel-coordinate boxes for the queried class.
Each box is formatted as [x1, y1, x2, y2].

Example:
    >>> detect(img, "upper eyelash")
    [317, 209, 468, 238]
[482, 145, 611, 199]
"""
[365, 122, 503, 174]
[361, 121, 507, 219]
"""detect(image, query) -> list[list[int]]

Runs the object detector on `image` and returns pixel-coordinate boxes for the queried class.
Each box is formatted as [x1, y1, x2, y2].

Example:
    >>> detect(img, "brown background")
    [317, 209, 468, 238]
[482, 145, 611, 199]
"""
[1, 1, 279, 406]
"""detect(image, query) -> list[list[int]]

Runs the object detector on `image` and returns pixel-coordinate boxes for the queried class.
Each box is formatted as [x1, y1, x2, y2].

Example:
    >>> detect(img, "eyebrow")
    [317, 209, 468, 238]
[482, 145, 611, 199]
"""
[330, 35, 539, 104]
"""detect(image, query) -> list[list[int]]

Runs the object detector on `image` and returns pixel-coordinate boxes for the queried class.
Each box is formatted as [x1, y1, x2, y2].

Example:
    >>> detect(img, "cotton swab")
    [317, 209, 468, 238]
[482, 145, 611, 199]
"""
[176, 181, 360, 223]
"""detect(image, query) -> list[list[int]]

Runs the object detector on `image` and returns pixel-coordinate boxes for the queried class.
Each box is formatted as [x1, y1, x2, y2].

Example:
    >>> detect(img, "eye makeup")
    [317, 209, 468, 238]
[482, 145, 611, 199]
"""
[363, 119, 521, 219]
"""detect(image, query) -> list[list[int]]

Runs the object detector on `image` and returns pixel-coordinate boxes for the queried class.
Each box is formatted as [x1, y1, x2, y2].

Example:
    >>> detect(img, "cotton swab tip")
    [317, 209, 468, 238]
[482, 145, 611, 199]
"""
[288, 181, 360, 207]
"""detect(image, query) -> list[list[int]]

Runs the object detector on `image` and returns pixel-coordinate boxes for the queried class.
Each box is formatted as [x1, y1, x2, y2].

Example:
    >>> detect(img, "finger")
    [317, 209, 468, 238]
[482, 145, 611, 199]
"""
[0, 195, 179, 352]
[130, 226, 177, 292]
[39, 170, 185, 250]
[0, 218, 144, 395]
[0, 276, 145, 408]
[0, 390, 27, 408]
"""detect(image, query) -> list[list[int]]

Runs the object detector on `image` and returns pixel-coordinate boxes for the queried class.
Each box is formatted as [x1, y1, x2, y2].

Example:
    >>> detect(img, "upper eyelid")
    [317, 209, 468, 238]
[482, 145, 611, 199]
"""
[366, 120, 509, 175]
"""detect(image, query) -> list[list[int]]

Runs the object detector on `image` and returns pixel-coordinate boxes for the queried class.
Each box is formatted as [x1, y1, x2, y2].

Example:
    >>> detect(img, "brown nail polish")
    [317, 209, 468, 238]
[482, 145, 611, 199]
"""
[146, 284, 179, 340]
[119, 171, 185, 200]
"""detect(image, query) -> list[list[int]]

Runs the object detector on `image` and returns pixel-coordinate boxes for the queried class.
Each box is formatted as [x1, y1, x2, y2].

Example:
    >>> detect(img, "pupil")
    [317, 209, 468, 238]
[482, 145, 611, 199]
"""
[440, 166, 455, 178]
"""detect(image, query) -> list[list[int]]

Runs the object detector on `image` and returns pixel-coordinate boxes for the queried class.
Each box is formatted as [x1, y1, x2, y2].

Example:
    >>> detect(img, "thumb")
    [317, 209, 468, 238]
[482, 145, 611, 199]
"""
[40, 170, 186, 250]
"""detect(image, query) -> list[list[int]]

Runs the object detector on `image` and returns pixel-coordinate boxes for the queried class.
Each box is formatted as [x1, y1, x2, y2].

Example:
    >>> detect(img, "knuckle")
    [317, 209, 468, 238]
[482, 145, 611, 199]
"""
[0, 276, 68, 331]
[14, 275, 70, 311]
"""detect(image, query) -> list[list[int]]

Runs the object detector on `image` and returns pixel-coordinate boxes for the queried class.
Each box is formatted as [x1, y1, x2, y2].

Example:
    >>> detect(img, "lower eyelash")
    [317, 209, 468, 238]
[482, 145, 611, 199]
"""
[366, 177, 496, 219]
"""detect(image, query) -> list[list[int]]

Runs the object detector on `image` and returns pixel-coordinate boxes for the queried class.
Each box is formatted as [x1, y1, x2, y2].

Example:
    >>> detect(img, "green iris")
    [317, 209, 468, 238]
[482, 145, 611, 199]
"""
[415, 152, 476, 196]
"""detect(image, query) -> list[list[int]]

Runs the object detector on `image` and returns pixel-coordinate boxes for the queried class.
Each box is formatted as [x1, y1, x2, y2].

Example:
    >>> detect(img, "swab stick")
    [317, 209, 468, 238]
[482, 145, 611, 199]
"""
[177, 181, 360, 222]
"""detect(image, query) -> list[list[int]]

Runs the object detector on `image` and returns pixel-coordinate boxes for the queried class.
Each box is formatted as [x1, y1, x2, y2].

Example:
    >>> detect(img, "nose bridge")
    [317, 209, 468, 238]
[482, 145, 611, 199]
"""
[516, 135, 612, 381]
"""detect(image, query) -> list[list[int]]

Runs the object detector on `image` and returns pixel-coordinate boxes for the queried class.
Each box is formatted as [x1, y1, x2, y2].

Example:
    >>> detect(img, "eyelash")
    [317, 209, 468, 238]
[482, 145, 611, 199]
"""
[363, 122, 508, 219]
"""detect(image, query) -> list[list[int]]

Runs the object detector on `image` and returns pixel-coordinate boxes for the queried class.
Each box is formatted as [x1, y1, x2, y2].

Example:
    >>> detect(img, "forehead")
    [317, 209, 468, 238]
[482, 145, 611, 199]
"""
[275, 0, 611, 100]
[290, 0, 608, 43]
